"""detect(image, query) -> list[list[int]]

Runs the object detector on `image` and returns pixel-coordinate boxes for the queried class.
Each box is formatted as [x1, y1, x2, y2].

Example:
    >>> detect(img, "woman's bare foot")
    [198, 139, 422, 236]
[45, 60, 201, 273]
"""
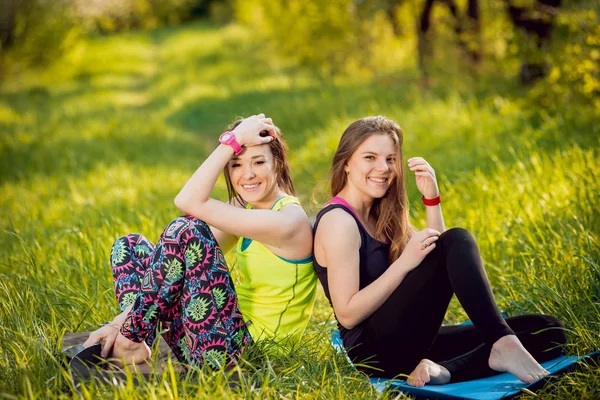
[407, 359, 451, 387]
[488, 335, 549, 383]
[110, 332, 152, 366]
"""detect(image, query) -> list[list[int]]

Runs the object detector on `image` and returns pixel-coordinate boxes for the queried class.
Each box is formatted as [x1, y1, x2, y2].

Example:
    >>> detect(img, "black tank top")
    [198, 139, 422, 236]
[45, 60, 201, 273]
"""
[313, 200, 391, 347]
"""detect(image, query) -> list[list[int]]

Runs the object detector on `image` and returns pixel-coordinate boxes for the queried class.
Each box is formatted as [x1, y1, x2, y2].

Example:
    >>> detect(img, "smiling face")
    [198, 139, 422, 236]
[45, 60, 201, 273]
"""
[227, 144, 280, 208]
[344, 133, 398, 201]
[330, 116, 410, 262]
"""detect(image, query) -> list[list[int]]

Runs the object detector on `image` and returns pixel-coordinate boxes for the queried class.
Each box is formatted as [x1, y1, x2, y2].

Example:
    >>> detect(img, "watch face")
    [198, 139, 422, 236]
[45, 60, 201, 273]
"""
[220, 132, 232, 142]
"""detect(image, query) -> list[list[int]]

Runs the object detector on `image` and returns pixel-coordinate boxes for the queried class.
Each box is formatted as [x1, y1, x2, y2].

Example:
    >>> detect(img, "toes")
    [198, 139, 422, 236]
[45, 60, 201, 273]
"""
[524, 372, 546, 384]
[410, 374, 428, 387]
[408, 375, 426, 387]
[408, 379, 423, 387]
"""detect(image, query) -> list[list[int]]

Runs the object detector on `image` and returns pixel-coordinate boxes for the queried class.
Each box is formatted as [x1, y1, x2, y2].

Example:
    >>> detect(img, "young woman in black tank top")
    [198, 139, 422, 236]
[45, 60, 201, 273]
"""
[313, 116, 566, 386]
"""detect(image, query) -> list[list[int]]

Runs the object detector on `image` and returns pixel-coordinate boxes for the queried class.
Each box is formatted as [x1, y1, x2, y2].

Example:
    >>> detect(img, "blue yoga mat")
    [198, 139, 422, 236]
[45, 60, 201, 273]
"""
[331, 329, 599, 399]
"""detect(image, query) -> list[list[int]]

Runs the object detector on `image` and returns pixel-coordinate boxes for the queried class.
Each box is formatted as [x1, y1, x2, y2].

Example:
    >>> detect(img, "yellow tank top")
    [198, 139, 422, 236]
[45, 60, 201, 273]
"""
[231, 195, 317, 345]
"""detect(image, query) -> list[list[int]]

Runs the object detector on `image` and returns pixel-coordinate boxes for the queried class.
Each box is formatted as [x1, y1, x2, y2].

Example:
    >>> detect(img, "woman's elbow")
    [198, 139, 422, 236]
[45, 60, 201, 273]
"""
[336, 313, 358, 330]
[174, 195, 187, 212]
[174, 194, 196, 214]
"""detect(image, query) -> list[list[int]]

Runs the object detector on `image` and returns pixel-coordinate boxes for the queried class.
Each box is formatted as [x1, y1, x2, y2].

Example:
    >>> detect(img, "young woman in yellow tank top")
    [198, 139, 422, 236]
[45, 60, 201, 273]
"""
[83, 114, 317, 369]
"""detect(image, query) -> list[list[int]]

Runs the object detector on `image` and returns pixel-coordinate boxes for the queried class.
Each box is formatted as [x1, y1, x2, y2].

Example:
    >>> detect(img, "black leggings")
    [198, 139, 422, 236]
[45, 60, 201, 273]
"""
[348, 228, 566, 382]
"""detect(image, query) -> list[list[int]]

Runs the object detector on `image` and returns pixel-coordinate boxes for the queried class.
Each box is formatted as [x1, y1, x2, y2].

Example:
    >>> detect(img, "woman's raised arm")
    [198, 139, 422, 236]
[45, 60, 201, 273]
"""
[408, 157, 446, 233]
[174, 115, 310, 250]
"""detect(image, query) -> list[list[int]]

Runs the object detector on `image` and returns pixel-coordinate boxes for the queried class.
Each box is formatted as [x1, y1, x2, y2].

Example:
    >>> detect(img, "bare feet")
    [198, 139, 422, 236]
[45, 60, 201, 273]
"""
[110, 332, 152, 366]
[407, 359, 451, 387]
[488, 335, 549, 383]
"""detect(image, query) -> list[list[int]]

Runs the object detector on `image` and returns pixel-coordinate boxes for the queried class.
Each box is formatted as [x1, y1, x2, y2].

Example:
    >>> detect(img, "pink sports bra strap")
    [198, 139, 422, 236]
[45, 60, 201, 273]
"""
[326, 196, 361, 222]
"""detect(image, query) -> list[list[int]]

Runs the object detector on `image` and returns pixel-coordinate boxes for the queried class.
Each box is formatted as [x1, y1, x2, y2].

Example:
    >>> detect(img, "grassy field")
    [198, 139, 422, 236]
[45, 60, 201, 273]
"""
[1, 21, 599, 398]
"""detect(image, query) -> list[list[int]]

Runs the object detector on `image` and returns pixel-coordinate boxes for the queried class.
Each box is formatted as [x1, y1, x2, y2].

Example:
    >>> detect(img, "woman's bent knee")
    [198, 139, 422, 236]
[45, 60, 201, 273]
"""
[534, 314, 567, 345]
[439, 227, 473, 242]
[437, 228, 476, 251]
[163, 216, 214, 243]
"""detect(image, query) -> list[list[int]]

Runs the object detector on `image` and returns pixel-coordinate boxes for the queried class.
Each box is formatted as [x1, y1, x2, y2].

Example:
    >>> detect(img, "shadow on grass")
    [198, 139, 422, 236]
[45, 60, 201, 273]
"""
[2, 77, 597, 194]
[0, 20, 597, 193]
[0, 78, 410, 188]
[0, 135, 205, 184]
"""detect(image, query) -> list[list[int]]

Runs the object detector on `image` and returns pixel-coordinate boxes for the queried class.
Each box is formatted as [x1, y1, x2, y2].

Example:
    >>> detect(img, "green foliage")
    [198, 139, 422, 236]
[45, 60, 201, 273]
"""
[235, 0, 598, 112]
[530, 5, 600, 109]
[0, 0, 215, 83]
[208, 0, 235, 24]
[234, 0, 401, 76]
[0, 0, 80, 80]
[0, 20, 599, 398]
[75, 0, 199, 33]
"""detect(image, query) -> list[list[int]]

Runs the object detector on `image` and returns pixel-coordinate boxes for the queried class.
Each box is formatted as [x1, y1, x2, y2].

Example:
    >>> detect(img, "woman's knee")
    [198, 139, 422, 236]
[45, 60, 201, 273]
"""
[508, 314, 565, 330]
[508, 314, 567, 346]
[437, 228, 478, 255]
[163, 216, 214, 244]
[531, 314, 567, 344]
[439, 227, 474, 244]
[537, 314, 565, 329]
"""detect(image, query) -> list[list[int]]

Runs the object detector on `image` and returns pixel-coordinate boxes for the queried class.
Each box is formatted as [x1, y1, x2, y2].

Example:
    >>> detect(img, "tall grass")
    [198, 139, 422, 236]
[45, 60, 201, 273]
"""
[1, 21, 598, 398]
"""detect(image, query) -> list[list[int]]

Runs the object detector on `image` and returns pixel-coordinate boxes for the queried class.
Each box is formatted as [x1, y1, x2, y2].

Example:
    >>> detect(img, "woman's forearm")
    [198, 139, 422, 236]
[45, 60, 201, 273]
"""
[426, 204, 446, 233]
[175, 116, 275, 220]
[174, 144, 234, 212]
[331, 225, 439, 329]
[335, 258, 411, 329]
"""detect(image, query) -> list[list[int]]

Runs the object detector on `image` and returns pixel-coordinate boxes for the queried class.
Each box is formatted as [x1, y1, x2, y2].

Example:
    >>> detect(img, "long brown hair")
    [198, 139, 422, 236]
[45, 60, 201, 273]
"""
[330, 116, 412, 262]
[223, 119, 295, 206]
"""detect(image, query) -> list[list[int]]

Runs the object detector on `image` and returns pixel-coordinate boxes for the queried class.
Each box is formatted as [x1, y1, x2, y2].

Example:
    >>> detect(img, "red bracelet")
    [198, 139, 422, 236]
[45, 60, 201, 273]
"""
[422, 194, 441, 206]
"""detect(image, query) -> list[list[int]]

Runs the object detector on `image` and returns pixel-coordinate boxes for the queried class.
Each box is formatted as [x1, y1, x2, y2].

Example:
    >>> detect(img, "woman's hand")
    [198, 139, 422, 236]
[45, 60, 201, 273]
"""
[82, 324, 120, 358]
[111, 332, 152, 366]
[408, 157, 439, 199]
[232, 113, 276, 147]
[398, 228, 440, 273]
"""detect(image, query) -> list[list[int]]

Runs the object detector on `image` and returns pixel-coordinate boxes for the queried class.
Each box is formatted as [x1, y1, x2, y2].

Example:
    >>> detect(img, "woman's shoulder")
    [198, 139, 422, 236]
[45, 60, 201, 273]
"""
[314, 207, 361, 260]
[272, 195, 302, 211]
[314, 206, 360, 237]
[274, 196, 310, 222]
[315, 202, 359, 224]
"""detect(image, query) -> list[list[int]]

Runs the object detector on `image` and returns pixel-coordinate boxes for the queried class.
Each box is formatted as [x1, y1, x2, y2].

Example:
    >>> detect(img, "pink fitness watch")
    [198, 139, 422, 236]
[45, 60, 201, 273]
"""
[219, 131, 243, 155]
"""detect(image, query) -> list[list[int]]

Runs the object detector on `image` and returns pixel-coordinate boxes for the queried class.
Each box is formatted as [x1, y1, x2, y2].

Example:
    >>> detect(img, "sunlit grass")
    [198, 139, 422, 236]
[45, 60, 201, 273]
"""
[1, 20, 599, 398]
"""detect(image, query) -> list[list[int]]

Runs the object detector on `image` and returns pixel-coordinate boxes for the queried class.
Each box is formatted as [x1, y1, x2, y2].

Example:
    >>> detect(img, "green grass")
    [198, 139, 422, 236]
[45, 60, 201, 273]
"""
[1, 20, 599, 398]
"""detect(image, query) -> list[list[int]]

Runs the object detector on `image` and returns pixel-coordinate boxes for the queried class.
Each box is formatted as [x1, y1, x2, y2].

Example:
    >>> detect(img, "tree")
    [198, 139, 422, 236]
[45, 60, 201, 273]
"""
[0, 0, 27, 50]
[417, 0, 481, 82]
[503, 0, 562, 84]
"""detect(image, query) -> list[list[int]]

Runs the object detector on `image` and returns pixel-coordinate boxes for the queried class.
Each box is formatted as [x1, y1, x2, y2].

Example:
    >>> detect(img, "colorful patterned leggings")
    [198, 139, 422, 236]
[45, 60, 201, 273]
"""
[110, 215, 252, 369]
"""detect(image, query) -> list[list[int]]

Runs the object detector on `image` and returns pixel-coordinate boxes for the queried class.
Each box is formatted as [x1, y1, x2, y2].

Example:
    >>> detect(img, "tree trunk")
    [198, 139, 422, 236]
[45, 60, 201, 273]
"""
[504, 0, 561, 84]
[0, 0, 25, 50]
[467, 0, 481, 63]
[417, 0, 436, 83]
[417, 0, 482, 82]
[385, 0, 404, 36]
[440, 0, 481, 64]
